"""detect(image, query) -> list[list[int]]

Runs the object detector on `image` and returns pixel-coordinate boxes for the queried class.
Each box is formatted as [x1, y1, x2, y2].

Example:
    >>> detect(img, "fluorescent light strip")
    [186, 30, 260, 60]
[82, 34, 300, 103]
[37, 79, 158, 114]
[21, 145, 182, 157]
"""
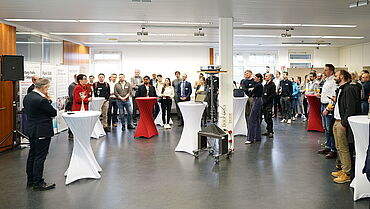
[50, 32, 205, 37]
[5, 18, 212, 25]
[16, 41, 63, 44]
[85, 42, 213, 46]
[235, 35, 364, 39]
[242, 23, 357, 28]
[5, 18, 78, 22]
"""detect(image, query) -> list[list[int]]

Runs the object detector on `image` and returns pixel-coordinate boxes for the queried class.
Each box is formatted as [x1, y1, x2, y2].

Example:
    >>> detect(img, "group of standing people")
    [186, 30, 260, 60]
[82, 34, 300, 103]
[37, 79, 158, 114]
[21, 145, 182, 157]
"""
[240, 64, 370, 184]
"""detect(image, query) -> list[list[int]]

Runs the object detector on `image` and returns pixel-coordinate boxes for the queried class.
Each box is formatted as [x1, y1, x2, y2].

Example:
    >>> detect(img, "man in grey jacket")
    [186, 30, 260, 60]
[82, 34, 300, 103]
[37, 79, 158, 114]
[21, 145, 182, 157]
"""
[115, 74, 135, 130]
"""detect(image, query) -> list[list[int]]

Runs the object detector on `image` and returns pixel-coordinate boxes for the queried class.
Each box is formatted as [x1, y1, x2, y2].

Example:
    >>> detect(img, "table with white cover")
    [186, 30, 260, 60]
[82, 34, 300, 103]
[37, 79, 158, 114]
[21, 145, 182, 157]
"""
[62, 111, 102, 185]
[233, 97, 248, 136]
[175, 101, 206, 155]
[348, 115, 370, 201]
[89, 97, 106, 138]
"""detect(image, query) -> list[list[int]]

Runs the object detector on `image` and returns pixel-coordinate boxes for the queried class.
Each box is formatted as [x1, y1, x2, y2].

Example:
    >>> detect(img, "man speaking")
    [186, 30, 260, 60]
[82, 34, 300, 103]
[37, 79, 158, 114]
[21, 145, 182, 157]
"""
[23, 78, 57, 191]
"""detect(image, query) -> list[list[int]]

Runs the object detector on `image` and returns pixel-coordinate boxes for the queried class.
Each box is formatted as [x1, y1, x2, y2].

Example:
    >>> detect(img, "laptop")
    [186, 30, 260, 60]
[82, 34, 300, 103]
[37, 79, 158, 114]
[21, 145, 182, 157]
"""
[195, 91, 207, 103]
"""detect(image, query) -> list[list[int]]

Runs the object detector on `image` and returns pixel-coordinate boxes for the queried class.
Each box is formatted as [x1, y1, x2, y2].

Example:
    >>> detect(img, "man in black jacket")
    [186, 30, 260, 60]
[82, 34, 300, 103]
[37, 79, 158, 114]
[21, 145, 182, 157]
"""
[262, 74, 276, 138]
[279, 72, 293, 124]
[93, 73, 111, 132]
[329, 70, 361, 184]
[23, 78, 57, 191]
[135, 75, 159, 118]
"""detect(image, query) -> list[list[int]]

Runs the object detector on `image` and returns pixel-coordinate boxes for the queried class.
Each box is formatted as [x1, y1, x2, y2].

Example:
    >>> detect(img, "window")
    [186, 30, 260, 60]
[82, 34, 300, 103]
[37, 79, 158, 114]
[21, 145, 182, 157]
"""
[92, 51, 122, 78]
[288, 51, 313, 69]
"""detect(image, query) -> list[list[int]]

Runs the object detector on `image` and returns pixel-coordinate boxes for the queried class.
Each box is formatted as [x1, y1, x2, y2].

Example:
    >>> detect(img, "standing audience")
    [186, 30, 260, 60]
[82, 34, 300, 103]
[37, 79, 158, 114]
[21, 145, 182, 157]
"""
[114, 74, 135, 131]
[279, 72, 293, 124]
[262, 73, 276, 138]
[93, 73, 110, 132]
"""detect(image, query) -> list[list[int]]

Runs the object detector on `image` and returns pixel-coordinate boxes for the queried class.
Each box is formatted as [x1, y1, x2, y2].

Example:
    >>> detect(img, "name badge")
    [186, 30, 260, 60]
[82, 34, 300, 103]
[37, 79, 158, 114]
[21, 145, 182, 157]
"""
[285, 83, 288, 86]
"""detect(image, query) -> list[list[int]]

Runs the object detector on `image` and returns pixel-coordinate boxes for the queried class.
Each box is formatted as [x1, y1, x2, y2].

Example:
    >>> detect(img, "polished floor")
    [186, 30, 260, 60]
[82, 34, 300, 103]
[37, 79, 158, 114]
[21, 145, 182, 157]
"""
[0, 117, 369, 209]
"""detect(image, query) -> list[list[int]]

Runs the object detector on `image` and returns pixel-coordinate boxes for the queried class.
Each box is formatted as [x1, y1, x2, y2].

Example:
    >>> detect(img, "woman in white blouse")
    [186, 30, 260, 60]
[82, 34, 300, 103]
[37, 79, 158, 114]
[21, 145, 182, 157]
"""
[160, 78, 175, 129]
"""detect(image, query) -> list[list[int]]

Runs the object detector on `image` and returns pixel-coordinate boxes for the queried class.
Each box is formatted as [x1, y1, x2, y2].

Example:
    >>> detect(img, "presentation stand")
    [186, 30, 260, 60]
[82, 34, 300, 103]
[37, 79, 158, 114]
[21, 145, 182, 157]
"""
[194, 71, 232, 164]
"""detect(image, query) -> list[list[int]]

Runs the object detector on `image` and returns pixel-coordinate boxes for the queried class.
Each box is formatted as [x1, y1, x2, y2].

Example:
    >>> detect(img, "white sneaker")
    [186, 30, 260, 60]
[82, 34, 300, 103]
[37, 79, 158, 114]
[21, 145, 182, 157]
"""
[164, 124, 170, 129]
[292, 117, 296, 121]
[287, 119, 292, 124]
[280, 119, 286, 123]
[295, 114, 299, 118]
[245, 140, 253, 144]
[302, 115, 307, 121]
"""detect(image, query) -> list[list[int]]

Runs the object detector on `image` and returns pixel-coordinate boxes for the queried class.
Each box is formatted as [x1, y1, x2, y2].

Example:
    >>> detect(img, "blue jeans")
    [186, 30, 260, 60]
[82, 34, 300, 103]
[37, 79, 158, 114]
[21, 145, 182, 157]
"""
[117, 100, 133, 126]
[321, 104, 336, 152]
[291, 98, 298, 116]
[361, 101, 369, 115]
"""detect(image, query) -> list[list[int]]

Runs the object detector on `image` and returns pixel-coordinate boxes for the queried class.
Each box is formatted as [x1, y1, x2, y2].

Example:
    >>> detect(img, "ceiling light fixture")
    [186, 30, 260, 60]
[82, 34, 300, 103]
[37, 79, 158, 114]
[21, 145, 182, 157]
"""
[235, 34, 364, 39]
[5, 18, 212, 25]
[50, 32, 105, 35]
[242, 23, 357, 28]
[349, 0, 369, 8]
[5, 18, 78, 22]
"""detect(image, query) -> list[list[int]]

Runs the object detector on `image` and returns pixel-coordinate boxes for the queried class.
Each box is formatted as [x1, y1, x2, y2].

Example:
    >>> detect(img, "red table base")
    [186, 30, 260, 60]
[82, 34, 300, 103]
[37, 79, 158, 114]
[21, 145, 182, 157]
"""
[306, 94, 324, 132]
[134, 97, 158, 138]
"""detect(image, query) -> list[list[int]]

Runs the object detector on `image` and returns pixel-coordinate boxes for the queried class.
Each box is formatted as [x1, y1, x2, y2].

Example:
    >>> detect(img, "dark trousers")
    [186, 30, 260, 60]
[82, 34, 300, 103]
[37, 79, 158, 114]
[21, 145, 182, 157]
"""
[321, 104, 336, 152]
[26, 137, 51, 185]
[280, 96, 291, 120]
[160, 99, 172, 124]
[108, 99, 118, 125]
[303, 97, 308, 118]
[132, 97, 138, 122]
[273, 95, 281, 115]
[174, 97, 181, 120]
[247, 97, 263, 142]
[153, 102, 160, 119]
[263, 105, 273, 133]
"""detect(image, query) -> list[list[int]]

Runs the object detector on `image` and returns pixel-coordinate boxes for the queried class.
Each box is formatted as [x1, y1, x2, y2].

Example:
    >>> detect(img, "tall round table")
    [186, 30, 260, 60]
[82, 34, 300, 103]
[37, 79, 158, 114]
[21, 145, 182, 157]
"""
[175, 101, 206, 155]
[306, 94, 324, 132]
[348, 115, 370, 201]
[233, 97, 248, 136]
[62, 111, 102, 185]
[89, 97, 106, 138]
[134, 97, 158, 138]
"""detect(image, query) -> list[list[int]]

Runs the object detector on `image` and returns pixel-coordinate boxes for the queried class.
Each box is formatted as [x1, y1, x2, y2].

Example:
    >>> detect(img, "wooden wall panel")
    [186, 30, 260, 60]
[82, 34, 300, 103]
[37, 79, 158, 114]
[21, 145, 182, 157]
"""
[0, 23, 16, 152]
[63, 40, 90, 66]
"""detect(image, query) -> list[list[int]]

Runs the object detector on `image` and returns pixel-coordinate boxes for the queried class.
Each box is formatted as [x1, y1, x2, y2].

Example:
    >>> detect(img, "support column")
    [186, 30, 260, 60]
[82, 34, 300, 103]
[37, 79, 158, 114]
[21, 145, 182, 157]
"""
[218, 17, 234, 148]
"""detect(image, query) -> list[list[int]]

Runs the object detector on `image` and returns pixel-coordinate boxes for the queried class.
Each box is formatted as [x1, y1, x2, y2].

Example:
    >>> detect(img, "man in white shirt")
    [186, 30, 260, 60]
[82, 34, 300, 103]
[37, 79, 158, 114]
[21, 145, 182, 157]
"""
[317, 64, 338, 159]
[108, 73, 118, 127]
[327, 70, 360, 184]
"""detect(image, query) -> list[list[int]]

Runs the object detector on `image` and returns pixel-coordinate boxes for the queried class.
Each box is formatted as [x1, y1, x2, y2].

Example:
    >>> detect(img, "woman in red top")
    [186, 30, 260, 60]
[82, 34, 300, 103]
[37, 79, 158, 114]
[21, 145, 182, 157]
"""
[72, 74, 92, 111]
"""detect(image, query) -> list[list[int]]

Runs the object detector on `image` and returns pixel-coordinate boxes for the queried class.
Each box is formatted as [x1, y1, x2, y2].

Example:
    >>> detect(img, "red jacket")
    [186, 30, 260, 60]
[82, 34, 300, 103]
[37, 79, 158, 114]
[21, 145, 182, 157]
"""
[72, 84, 89, 111]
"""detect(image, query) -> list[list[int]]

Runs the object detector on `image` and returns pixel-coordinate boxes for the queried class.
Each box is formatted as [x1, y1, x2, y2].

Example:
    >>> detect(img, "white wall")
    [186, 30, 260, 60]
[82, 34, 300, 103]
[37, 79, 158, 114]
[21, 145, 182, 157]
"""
[339, 42, 370, 71]
[90, 45, 340, 84]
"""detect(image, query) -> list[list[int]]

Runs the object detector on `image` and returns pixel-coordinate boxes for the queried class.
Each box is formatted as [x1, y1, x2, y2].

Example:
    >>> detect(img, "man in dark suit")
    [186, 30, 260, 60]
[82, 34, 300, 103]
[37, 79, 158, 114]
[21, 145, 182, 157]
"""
[177, 73, 192, 126]
[23, 78, 57, 191]
[27, 75, 39, 94]
[135, 75, 159, 118]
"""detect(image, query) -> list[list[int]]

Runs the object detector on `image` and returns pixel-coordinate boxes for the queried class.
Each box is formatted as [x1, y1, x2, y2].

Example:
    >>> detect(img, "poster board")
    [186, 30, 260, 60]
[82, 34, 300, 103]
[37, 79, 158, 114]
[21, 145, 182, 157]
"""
[19, 62, 41, 108]
[55, 65, 70, 132]
[41, 64, 58, 133]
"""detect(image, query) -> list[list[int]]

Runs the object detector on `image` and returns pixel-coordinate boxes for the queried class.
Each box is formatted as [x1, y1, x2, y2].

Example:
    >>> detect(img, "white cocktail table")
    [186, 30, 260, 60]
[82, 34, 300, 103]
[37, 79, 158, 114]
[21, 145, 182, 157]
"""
[62, 111, 102, 185]
[89, 97, 106, 138]
[175, 101, 206, 155]
[233, 97, 248, 136]
[348, 115, 370, 201]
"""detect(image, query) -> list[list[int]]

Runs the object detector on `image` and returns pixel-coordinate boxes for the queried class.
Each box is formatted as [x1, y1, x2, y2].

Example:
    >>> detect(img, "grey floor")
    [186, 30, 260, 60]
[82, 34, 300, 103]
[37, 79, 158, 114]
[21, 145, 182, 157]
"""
[0, 117, 369, 209]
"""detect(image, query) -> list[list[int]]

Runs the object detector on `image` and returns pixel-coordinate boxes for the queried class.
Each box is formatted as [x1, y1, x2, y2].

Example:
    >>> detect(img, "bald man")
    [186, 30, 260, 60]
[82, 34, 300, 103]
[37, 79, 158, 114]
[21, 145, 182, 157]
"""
[27, 75, 40, 94]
